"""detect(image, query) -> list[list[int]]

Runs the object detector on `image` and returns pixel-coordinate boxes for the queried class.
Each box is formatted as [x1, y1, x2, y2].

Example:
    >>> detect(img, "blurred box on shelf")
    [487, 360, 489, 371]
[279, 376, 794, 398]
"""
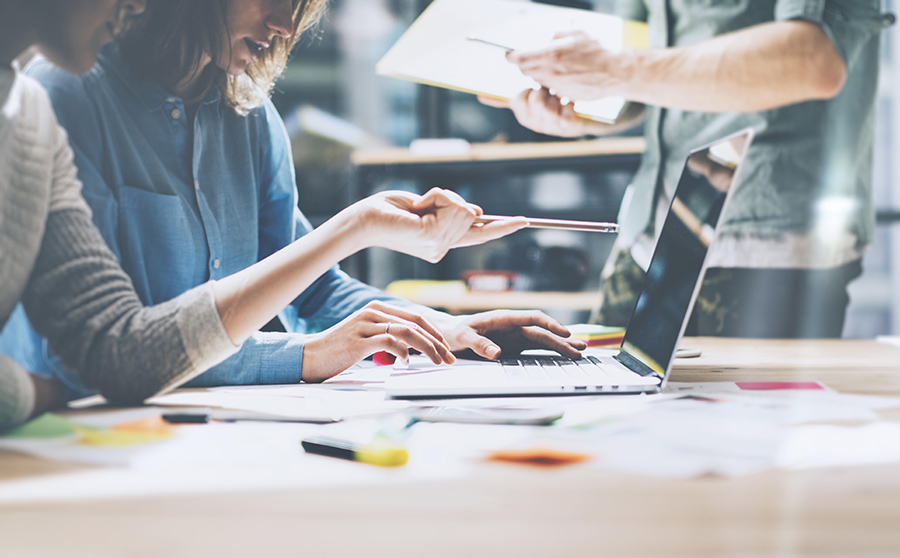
[385, 280, 469, 300]
[461, 270, 518, 292]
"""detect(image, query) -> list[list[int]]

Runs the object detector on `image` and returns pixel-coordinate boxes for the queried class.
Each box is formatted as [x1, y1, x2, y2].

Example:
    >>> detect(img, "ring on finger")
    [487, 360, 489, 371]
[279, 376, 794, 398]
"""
[385, 323, 391, 335]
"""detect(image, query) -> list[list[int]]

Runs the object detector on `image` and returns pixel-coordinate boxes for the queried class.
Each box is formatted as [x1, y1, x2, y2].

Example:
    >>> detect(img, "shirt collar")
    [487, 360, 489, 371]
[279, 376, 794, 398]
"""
[0, 62, 16, 111]
[100, 43, 222, 112]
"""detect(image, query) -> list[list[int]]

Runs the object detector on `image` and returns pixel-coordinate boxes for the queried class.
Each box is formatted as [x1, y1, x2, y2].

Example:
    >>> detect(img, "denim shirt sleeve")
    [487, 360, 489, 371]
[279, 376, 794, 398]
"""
[776, 0, 891, 68]
[185, 100, 420, 387]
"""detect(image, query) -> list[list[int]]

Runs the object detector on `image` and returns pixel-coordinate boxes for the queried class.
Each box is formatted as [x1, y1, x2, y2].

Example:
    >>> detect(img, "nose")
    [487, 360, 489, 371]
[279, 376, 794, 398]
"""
[266, 0, 294, 39]
[120, 0, 147, 16]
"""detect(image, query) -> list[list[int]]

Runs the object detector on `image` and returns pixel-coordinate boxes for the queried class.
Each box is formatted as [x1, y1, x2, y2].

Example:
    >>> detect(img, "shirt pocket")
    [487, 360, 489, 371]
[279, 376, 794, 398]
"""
[116, 185, 208, 304]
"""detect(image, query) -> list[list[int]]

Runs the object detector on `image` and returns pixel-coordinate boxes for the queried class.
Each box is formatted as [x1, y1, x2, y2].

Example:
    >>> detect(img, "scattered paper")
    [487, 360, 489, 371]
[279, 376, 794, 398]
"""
[877, 335, 900, 349]
[148, 387, 407, 422]
[4, 374, 900, 505]
[776, 422, 900, 470]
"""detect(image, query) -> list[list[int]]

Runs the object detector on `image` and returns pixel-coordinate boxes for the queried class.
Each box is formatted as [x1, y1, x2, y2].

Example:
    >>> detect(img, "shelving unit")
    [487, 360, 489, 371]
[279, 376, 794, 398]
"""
[396, 290, 600, 314]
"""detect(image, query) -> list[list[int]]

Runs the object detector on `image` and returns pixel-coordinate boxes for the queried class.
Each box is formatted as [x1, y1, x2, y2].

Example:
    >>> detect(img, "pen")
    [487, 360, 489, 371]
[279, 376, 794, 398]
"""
[301, 436, 409, 467]
[476, 215, 619, 233]
[162, 413, 210, 424]
[467, 35, 515, 52]
[162, 411, 339, 424]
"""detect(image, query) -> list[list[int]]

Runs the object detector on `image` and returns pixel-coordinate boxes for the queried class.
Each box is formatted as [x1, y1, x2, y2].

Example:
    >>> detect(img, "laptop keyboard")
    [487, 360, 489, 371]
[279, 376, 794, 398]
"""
[499, 355, 637, 386]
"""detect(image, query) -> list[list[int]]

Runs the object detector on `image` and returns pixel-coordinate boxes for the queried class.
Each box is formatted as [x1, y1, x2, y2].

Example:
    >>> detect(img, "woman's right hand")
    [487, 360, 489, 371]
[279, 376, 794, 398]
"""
[350, 188, 527, 263]
[300, 300, 456, 383]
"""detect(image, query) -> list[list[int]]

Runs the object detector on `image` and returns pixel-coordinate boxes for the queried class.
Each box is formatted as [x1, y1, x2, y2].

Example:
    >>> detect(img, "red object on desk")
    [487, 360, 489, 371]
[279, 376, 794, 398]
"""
[372, 351, 396, 366]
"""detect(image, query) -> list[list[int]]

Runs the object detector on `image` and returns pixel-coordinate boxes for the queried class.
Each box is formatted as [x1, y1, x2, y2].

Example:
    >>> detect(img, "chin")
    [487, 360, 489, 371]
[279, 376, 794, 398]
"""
[39, 48, 100, 75]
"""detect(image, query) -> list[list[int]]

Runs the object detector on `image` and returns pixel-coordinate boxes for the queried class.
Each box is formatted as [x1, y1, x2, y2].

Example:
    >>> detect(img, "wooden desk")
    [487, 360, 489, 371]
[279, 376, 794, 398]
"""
[2, 338, 900, 557]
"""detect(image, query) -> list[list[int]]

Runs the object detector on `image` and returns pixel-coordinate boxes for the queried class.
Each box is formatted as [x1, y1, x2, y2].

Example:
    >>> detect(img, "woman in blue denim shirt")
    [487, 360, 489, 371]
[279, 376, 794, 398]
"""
[0, 0, 550, 426]
[0, 0, 585, 398]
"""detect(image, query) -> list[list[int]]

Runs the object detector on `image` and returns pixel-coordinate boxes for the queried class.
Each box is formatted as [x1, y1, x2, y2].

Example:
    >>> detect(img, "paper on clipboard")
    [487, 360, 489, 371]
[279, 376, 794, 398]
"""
[376, 0, 647, 123]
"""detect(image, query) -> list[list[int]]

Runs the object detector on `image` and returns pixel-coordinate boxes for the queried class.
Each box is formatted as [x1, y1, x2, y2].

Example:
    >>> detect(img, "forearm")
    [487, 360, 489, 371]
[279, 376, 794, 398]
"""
[213, 206, 366, 345]
[23, 209, 238, 404]
[615, 21, 846, 112]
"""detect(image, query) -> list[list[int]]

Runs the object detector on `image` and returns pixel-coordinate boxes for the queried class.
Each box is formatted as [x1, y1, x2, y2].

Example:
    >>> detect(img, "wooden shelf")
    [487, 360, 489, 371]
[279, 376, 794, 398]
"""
[398, 290, 598, 313]
[352, 137, 645, 166]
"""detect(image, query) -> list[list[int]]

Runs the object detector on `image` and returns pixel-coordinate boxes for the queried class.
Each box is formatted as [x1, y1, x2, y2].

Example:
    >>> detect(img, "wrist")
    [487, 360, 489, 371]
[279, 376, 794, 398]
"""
[327, 203, 372, 255]
[299, 332, 323, 383]
[606, 49, 641, 98]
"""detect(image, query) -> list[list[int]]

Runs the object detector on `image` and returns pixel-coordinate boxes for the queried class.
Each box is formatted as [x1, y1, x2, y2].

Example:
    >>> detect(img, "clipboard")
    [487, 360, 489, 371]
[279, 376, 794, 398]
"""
[376, 0, 647, 123]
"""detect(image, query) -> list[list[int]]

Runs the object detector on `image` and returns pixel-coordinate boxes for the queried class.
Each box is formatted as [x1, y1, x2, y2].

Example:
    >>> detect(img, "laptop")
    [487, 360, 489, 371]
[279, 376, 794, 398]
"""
[385, 129, 754, 399]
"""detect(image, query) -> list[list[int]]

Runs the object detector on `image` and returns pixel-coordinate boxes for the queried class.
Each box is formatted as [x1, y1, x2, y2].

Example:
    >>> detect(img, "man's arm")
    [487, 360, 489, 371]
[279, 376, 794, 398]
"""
[510, 20, 846, 113]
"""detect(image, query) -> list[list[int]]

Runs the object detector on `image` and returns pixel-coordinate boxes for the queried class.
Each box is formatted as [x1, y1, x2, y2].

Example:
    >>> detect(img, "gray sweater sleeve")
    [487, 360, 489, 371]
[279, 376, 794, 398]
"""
[16, 112, 238, 405]
[2, 73, 236, 412]
[21, 207, 239, 405]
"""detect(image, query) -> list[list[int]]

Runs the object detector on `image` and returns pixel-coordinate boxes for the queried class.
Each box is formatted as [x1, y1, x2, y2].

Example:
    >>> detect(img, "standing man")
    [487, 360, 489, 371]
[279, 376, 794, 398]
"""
[483, 1, 892, 337]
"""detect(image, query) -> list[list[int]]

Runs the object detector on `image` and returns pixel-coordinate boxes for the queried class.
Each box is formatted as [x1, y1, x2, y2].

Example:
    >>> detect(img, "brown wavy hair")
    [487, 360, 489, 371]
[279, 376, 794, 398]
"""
[116, 0, 328, 114]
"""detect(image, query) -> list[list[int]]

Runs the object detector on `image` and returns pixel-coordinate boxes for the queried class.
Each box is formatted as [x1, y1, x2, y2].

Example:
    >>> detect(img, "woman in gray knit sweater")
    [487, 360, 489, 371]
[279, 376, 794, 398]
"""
[0, 0, 530, 428]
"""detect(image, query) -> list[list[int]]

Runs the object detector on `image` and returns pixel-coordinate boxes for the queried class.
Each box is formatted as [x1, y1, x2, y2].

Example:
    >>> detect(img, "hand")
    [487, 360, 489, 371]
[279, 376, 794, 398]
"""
[479, 88, 609, 138]
[427, 310, 588, 360]
[507, 31, 625, 102]
[301, 301, 456, 382]
[30, 373, 68, 417]
[356, 188, 527, 263]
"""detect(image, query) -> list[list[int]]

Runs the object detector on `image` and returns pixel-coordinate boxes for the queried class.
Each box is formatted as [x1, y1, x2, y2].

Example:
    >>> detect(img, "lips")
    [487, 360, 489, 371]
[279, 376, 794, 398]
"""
[244, 38, 271, 62]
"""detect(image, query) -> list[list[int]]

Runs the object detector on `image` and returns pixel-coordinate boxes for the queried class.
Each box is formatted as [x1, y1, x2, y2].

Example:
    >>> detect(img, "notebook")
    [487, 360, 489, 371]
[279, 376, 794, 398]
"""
[385, 129, 754, 399]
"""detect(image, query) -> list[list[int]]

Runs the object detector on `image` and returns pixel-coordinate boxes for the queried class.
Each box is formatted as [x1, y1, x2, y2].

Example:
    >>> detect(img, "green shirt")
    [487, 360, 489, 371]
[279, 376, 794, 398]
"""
[616, 0, 892, 255]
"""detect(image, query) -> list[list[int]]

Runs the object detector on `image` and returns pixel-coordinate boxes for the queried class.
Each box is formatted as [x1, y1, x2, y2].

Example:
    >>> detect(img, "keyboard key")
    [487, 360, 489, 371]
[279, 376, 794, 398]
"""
[540, 360, 568, 380]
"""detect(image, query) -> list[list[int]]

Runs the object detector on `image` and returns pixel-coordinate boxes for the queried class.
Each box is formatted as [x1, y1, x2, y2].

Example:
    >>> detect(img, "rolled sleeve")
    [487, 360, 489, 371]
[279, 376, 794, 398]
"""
[183, 332, 304, 387]
[776, 0, 892, 67]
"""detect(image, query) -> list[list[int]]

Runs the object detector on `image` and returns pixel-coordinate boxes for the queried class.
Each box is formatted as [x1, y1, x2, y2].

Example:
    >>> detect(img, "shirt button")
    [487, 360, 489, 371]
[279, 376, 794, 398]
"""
[213, 258, 220, 269]
[166, 96, 177, 103]
[171, 108, 181, 120]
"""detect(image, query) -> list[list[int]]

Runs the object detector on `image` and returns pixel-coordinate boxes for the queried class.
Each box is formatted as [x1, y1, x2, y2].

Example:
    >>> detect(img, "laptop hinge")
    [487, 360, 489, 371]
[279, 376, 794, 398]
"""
[614, 351, 664, 382]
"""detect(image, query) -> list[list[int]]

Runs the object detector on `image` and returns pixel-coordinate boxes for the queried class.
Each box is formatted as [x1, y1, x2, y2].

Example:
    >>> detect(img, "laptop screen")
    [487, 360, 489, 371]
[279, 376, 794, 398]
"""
[618, 131, 752, 380]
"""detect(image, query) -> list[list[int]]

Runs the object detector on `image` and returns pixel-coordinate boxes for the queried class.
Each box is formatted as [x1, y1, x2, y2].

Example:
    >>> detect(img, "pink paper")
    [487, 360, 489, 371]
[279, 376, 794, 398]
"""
[736, 381, 824, 391]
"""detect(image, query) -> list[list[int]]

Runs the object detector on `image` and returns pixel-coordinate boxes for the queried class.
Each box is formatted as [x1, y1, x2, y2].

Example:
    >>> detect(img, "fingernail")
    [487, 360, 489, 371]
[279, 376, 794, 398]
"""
[487, 345, 501, 359]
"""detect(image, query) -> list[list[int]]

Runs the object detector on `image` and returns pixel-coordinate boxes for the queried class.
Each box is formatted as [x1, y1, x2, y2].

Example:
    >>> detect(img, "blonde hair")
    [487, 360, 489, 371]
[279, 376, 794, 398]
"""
[118, 0, 329, 115]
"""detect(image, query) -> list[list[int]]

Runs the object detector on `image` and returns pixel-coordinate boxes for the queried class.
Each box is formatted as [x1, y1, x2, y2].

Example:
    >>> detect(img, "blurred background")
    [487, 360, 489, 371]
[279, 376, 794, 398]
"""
[270, 0, 900, 335]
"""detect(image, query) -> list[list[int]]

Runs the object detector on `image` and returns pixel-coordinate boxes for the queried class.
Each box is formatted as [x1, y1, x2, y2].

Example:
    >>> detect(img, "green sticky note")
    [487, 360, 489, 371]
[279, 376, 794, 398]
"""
[2, 413, 77, 439]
